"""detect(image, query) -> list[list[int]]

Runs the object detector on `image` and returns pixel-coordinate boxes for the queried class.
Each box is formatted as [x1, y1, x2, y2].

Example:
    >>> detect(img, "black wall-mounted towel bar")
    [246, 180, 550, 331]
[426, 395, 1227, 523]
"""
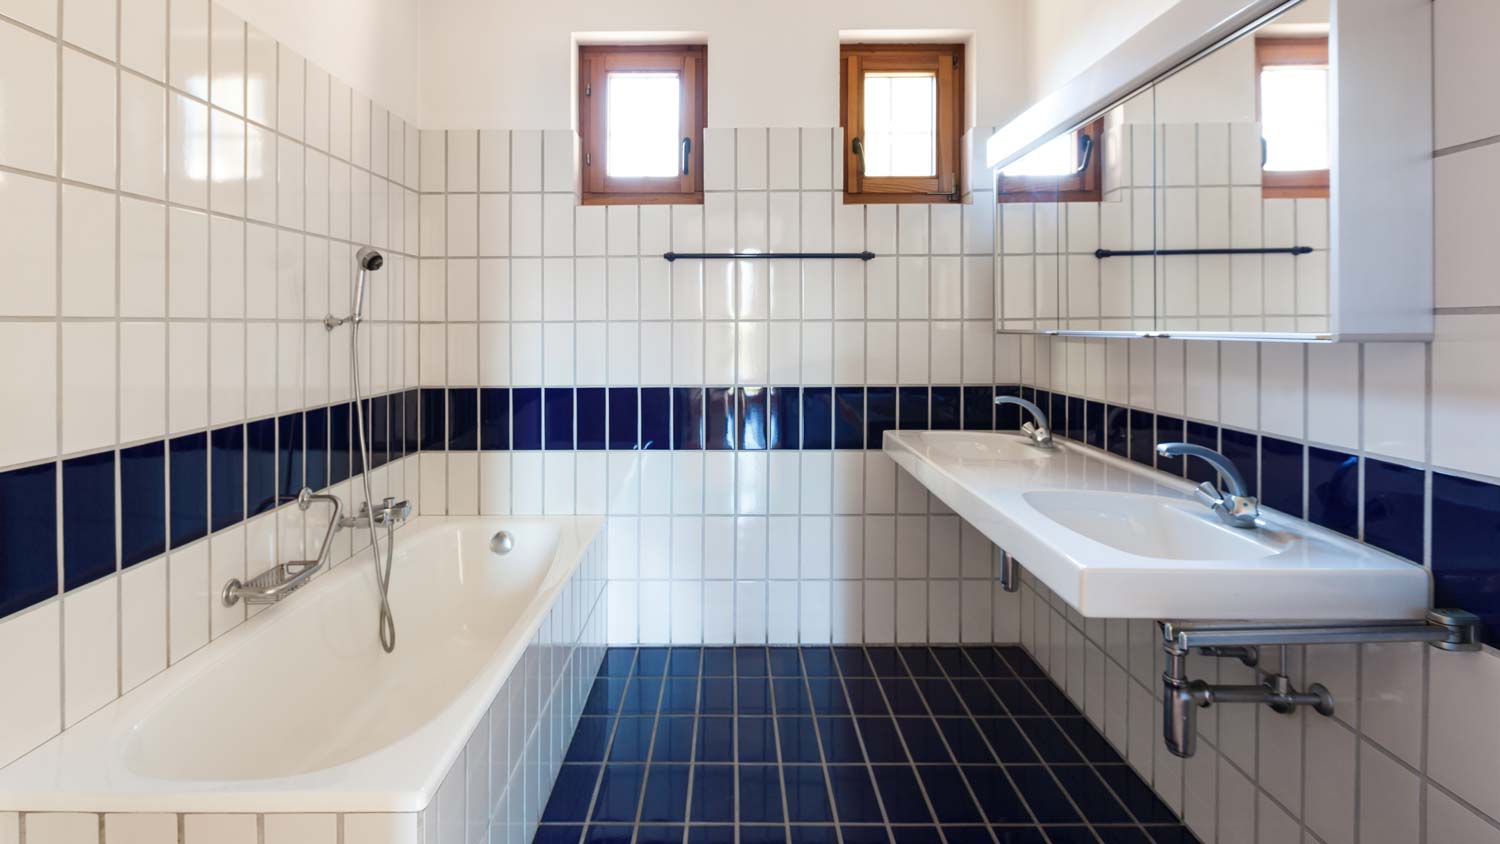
[1094, 246, 1313, 259]
[663, 251, 877, 262]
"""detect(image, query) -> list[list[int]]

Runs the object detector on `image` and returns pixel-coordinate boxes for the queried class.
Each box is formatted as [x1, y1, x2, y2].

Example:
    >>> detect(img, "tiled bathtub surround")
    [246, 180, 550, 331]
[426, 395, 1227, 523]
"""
[0, 1, 422, 768]
[0, 529, 611, 844]
[413, 126, 1026, 647]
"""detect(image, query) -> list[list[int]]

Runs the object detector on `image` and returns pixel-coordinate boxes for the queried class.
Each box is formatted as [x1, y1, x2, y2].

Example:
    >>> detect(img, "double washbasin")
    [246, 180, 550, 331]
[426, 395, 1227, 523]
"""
[882, 430, 1430, 620]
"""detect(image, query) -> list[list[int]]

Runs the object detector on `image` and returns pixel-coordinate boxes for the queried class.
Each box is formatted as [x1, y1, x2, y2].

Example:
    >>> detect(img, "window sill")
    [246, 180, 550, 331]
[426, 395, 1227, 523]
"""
[841, 192, 965, 205]
[581, 192, 704, 206]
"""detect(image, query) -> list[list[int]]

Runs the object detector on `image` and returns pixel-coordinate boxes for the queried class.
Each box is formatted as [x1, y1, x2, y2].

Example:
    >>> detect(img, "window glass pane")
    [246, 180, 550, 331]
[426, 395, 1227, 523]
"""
[1260, 65, 1328, 172]
[607, 71, 681, 178]
[862, 72, 935, 178]
[1000, 131, 1080, 177]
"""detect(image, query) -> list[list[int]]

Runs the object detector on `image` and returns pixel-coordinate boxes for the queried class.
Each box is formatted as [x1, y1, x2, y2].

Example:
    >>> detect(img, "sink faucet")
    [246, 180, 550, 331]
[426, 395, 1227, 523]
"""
[1156, 443, 1260, 528]
[995, 396, 1054, 449]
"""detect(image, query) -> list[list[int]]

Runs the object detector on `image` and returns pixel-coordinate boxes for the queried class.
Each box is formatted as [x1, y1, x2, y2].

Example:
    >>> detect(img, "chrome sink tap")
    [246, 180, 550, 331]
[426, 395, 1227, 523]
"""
[1156, 443, 1260, 528]
[994, 396, 1054, 449]
[341, 496, 413, 530]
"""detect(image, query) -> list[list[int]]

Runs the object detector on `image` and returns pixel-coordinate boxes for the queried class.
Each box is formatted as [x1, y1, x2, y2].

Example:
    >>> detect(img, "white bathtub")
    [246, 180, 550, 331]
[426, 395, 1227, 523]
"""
[0, 514, 606, 826]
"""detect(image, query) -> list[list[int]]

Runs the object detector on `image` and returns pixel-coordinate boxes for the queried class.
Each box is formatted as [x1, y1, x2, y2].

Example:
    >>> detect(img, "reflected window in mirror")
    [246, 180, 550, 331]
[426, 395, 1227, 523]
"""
[995, 118, 1103, 203]
[1255, 36, 1329, 199]
[840, 43, 964, 204]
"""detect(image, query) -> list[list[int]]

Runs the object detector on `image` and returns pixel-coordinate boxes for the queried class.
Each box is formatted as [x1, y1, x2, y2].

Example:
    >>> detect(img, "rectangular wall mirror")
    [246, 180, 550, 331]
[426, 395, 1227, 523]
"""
[991, 0, 1432, 342]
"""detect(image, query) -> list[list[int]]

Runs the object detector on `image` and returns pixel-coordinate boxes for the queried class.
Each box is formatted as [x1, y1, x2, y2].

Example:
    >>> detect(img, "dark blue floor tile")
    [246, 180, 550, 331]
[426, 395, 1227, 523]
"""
[941, 827, 998, 844]
[818, 717, 867, 763]
[566, 717, 614, 762]
[962, 647, 1012, 678]
[542, 765, 600, 822]
[857, 716, 909, 763]
[1016, 719, 1083, 764]
[738, 716, 779, 763]
[991, 829, 1046, 844]
[695, 717, 734, 762]
[1041, 828, 1103, 844]
[1006, 767, 1079, 824]
[827, 765, 885, 823]
[1052, 766, 1131, 823]
[637, 826, 686, 844]
[688, 827, 736, 844]
[882, 677, 929, 715]
[586, 678, 631, 715]
[689, 765, 735, 822]
[700, 678, 735, 714]
[918, 766, 984, 823]
[1056, 718, 1124, 764]
[834, 646, 875, 677]
[996, 647, 1045, 678]
[844, 679, 890, 716]
[975, 719, 1039, 764]
[534, 825, 583, 844]
[778, 717, 823, 763]
[640, 765, 691, 823]
[603, 649, 637, 676]
[896, 717, 951, 763]
[790, 826, 840, 844]
[952, 680, 1007, 716]
[740, 826, 788, 844]
[669, 648, 703, 677]
[937, 718, 997, 764]
[933, 647, 980, 679]
[1144, 826, 1201, 844]
[866, 647, 906, 677]
[774, 677, 814, 714]
[637, 647, 671, 676]
[737, 646, 770, 677]
[620, 678, 665, 715]
[802, 648, 838, 676]
[899, 647, 944, 677]
[1092, 828, 1154, 844]
[889, 828, 942, 844]
[770, 647, 804, 676]
[872, 766, 931, 823]
[916, 678, 967, 715]
[592, 764, 647, 822]
[739, 764, 785, 822]
[805, 678, 850, 716]
[783, 766, 834, 822]
[987, 680, 1045, 716]
[738, 677, 773, 714]
[962, 765, 1031, 824]
[842, 827, 894, 844]
[654, 717, 697, 763]
[662, 678, 699, 714]
[1022, 680, 1080, 716]
[608, 716, 655, 762]
[584, 826, 634, 844]
[1094, 766, 1179, 824]
[702, 648, 735, 676]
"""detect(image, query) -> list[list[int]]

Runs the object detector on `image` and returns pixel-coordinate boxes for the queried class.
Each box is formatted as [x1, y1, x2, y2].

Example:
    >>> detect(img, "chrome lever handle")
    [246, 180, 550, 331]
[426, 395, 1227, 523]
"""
[1195, 481, 1225, 510]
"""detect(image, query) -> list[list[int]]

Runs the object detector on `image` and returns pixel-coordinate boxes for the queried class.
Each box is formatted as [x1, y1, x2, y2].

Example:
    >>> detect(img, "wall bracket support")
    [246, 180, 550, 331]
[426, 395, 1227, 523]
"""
[1159, 609, 1482, 757]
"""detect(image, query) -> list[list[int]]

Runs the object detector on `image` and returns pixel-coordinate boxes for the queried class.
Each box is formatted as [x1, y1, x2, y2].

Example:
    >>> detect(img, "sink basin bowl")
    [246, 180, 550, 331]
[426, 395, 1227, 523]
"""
[1023, 490, 1290, 561]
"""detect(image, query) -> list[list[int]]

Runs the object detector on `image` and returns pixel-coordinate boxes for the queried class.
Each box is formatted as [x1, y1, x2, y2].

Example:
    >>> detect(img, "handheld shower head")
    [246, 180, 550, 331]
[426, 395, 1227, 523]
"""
[352, 247, 384, 322]
[357, 246, 384, 272]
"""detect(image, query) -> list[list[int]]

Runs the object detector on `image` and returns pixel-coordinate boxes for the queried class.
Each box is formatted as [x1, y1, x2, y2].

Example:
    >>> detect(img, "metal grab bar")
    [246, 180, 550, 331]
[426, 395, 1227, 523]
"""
[221, 488, 343, 607]
[664, 251, 876, 261]
[1094, 246, 1313, 259]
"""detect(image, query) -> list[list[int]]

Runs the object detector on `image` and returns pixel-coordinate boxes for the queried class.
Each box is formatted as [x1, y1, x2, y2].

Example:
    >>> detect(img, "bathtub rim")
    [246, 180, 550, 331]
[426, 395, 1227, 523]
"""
[0, 513, 604, 814]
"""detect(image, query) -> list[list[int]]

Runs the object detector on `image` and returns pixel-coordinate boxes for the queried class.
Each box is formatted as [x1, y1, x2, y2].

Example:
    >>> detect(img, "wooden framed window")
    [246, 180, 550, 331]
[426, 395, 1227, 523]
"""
[579, 44, 706, 205]
[995, 118, 1104, 203]
[840, 43, 964, 204]
[1255, 36, 1329, 199]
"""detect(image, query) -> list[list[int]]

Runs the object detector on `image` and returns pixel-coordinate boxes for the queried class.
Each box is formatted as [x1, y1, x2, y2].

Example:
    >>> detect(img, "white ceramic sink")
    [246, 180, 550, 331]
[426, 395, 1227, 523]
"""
[883, 430, 1431, 620]
[1022, 490, 1289, 561]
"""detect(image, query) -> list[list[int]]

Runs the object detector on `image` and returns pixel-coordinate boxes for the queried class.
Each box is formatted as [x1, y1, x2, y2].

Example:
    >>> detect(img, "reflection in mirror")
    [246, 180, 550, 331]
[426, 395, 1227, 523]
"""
[994, 0, 1332, 338]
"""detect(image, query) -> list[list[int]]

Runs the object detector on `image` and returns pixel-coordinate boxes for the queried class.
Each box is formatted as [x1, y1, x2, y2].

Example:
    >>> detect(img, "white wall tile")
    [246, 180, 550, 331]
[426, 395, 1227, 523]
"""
[0, 322, 58, 466]
[0, 21, 58, 175]
[0, 170, 58, 316]
[0, 602, 61, 767]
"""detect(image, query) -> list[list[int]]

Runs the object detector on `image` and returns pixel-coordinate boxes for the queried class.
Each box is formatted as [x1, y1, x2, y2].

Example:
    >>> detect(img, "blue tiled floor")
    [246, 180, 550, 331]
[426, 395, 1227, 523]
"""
[539, 646, 1199, 844]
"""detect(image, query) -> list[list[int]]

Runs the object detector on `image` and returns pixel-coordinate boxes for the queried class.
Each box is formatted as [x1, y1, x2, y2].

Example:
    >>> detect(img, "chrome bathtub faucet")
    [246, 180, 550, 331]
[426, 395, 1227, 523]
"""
[341, 496, 413, 531]
[1156, 442, 1260, 528]
[994, 395, 1054, 449]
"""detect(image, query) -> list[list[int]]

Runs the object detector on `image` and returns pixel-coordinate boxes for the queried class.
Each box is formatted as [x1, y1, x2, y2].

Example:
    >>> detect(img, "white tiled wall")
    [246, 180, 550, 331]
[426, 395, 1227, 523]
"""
[1010, 2, 1500, 840]
[414, 126, 1026, 647]
[0, 0, 420, 767]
